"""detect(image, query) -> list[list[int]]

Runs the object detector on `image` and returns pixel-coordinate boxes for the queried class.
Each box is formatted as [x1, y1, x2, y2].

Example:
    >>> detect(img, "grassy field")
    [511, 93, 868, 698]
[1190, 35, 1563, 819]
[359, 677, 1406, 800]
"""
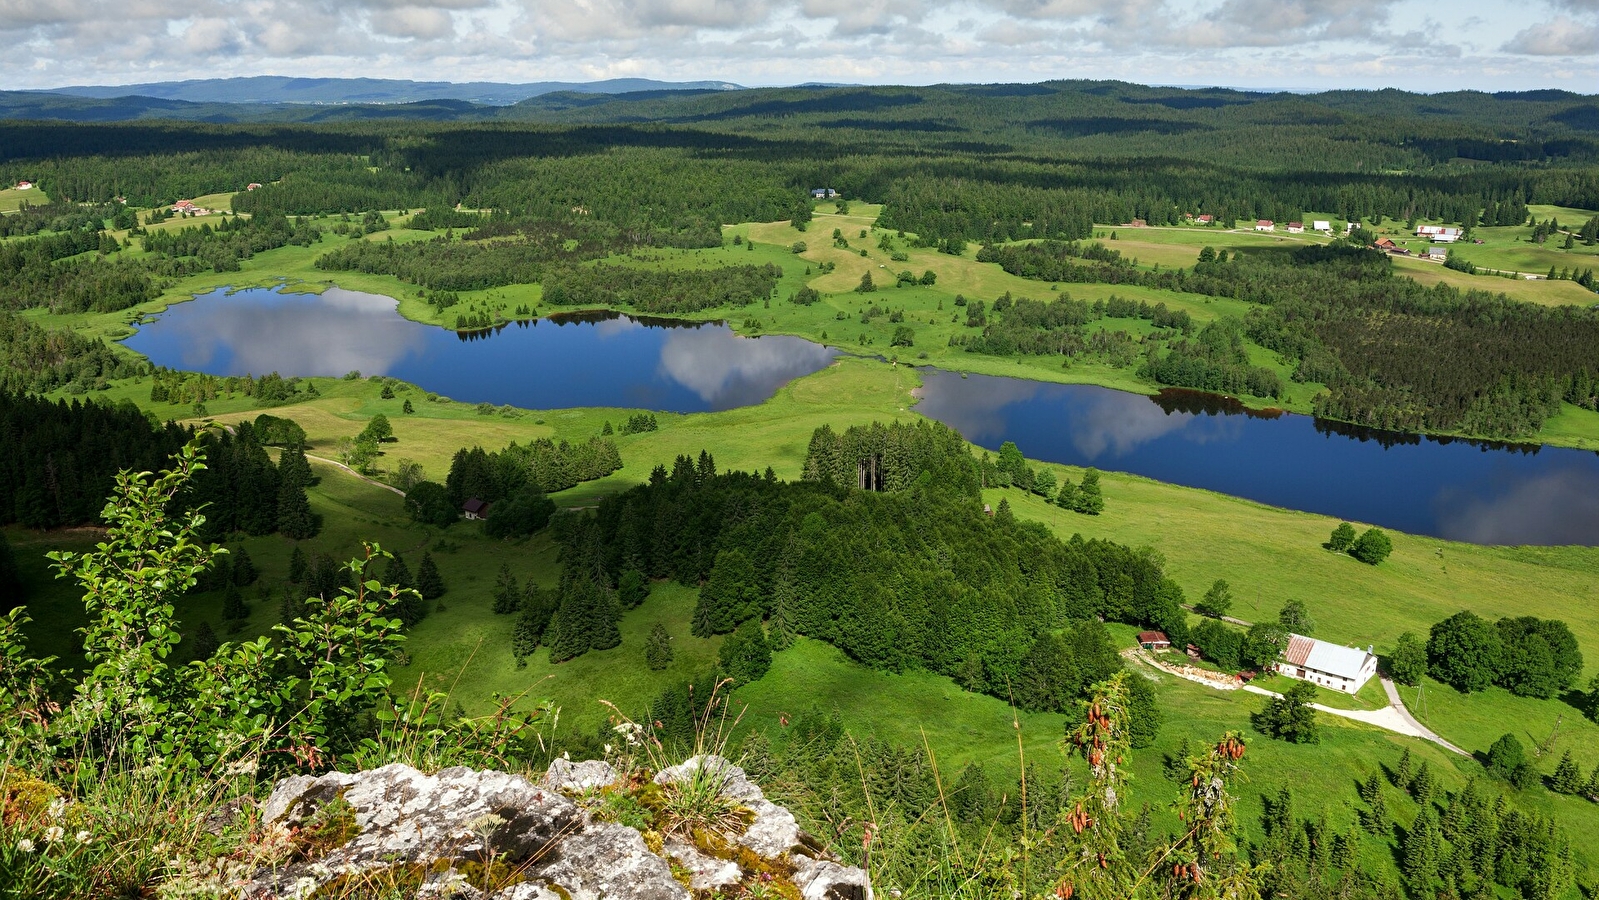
[0, 186, 48, 213]
[14, 350, 1599, 882]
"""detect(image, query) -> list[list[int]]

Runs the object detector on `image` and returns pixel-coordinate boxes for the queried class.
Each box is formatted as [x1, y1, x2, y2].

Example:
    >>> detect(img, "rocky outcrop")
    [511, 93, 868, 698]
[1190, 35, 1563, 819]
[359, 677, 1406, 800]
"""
[242, 756, 869, 900]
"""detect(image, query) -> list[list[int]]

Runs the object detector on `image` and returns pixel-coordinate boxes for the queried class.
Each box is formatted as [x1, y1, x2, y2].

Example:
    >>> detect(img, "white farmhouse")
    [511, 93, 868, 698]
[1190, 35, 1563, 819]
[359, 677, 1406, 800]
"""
[1312, 220, 1331, 232]
[1276, 634, 1377, 693]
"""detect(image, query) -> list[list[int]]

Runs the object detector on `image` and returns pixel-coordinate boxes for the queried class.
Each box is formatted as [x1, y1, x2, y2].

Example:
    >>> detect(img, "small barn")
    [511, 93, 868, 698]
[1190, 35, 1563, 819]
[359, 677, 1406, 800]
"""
[1137, 630, 1171, 650]
[462, 498, 491, 520]
[1195, 214, 1214, 224]
[1427, 246, 1449, 260]
[247, 183, 263, 191]
[1255, 220, 1275, 232]
[1275, 634, 1377, 694]
[810, 188, 838, 199]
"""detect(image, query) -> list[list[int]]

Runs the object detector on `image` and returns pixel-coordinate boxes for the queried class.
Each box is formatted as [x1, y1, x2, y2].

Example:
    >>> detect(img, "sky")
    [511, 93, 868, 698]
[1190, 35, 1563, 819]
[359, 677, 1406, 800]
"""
[2, 0, 1597, 93]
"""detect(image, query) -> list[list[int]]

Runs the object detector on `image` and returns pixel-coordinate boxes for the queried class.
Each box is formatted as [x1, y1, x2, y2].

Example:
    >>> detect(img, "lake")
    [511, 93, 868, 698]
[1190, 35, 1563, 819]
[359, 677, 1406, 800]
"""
[126, 285, 1599, 546]
[914, 369, 1599, 546]
[123, 286, 839, 413]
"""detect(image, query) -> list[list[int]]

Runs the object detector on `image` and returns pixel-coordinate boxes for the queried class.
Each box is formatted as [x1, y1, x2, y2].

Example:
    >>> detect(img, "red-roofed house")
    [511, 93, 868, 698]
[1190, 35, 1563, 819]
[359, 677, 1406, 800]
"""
[1286, 222, 1304, 234]
[1255, 220, 1275, 232]
[1136, 631, 1171, 650]
[172, 200, 197, 213]
[1195, 214, 1214, 224]
[14, 180, 33, 191]
[247, 183, 263, 191]
[1276, 634, 1377, 693]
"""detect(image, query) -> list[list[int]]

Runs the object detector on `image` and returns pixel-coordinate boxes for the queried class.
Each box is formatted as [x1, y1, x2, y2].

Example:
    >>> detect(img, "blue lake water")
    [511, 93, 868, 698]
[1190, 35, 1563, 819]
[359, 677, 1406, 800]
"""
[123, 286, 839, 413]
[913, 369, 1599, 546]
[123, 285, 1599, 546]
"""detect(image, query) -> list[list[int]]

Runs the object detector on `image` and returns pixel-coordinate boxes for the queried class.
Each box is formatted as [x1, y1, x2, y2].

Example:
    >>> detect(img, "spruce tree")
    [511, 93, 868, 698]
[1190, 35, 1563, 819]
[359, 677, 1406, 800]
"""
[385, 554, 414, 592]
[511, 586, 555, 665]
[1412, 761, 1435, 805]
[492, 563, 520, 615]
[221, 583, 248, 621]
[1583, 763, 1599, 800]
[719, 618, 773, 685]
[231, 547, 258, 586]
[645, 623, 674, 671]
[1076, 467, 1104, 514]
[190, 621, 220, 661]
[591, 584, 622, 652]
[287, 545, 308, 583]
[277, 479, 318, 539]
[1550, 750, 1582, 794]
[1054, 478, 1079, 511]
[1394, 748, 1414, 789]
[1402, 807, 1441, 896]
[617, 569, 648, 609]
[416, 551, 446, 599]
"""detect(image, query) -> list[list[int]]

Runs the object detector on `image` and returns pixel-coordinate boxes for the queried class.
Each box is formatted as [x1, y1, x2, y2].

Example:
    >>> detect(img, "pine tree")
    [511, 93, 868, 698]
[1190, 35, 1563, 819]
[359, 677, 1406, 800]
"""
[231, 547, 258, 586]
[645, 623, 673, 671]
[416, 551, 446, 599]
[492, 563, 520, 615]
[287, 545, 308, 583]
[1330, 830, 1358, 871]
[617, 569, 649, 609]
[1054, 478, 1079, 511]
[1550, 750, 1582, 794]
[768, 562, 798, 652]
[993, 497, 1015, 525]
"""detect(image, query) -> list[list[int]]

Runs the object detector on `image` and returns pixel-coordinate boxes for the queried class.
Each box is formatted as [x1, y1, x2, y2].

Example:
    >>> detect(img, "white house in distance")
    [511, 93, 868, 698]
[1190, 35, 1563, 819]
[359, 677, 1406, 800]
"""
[1276, 634, 1378, 693]
[14, 180, 33, 190]
[1416, 225, 1462, 243]
[1255, 219, 1275, 232]
[1312, 220, 1331, 232]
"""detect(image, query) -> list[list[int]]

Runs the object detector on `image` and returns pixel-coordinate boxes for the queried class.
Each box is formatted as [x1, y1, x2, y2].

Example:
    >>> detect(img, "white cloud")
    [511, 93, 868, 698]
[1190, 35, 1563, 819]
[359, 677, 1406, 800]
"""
[1502, 15, 1599, 55]
[0, 0, 1590, 91]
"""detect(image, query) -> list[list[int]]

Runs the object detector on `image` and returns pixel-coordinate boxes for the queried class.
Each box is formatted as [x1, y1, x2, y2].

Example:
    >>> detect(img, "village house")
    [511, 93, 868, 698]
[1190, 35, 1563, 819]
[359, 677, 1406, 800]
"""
[1312, 220, 1331, 232]
[14, 180, 33, 191]
[1427, 246, 1449, 260]
[1286, 222, 1304, 233]
[1275, 634, 1378, 694]
[809, 188, 838, 199]
[1373, 238, 1397, 250]
[1415, 225, 1463, 243]
[1195, 214, 1214, 224]
[462, 498, 491, 521]
[247, 183, 263, 191]
[1255, 219, 1275, 232]
[172, 200, 200, 214]
[1137, 630, 1171, 651]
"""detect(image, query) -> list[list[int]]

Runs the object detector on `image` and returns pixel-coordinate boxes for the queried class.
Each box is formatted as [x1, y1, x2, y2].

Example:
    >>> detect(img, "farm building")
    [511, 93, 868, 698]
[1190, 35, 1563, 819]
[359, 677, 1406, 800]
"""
[1255, 220, 1274, 231]
[247, 183, 263, 191]
[1374, 238, 1397, 250]
[172, 200, 197, 213]
[1195, 214, 1214, 224]
[810, 188, 838, 199]
[1275, 634, 1377, 693]
[1137, 631, 1171, 650]
[14, 180, 33, 190]
[462, 498, 491, 521]
[1286, 222, 1304, 233]
[1312, 220, 1331, 231]
[1416, 225, 1462, 243]
[1427, 246, 1449, 260]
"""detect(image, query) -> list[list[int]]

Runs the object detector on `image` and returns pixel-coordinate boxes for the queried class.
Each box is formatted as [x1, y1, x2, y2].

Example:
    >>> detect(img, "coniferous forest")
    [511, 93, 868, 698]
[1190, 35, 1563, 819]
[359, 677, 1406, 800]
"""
[3, 80, 1599, 899]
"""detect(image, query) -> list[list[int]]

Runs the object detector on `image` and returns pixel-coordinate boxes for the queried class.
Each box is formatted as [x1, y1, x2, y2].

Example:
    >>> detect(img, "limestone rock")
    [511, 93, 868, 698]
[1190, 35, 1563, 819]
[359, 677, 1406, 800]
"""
[242, 758, 868, 900]
[663, 836, 744, 890]
[541, 758, 618, 794]
[532, 822, 688, 900]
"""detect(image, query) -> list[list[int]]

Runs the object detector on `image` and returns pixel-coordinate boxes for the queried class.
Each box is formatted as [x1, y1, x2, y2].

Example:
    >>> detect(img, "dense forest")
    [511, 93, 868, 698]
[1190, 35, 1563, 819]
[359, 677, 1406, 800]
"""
[508, 421, 1190, 712]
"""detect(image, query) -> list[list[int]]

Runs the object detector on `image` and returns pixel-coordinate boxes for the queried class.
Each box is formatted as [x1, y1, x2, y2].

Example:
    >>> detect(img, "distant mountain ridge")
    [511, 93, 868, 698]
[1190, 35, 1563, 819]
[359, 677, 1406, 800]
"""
[42, 76, 744, 106]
